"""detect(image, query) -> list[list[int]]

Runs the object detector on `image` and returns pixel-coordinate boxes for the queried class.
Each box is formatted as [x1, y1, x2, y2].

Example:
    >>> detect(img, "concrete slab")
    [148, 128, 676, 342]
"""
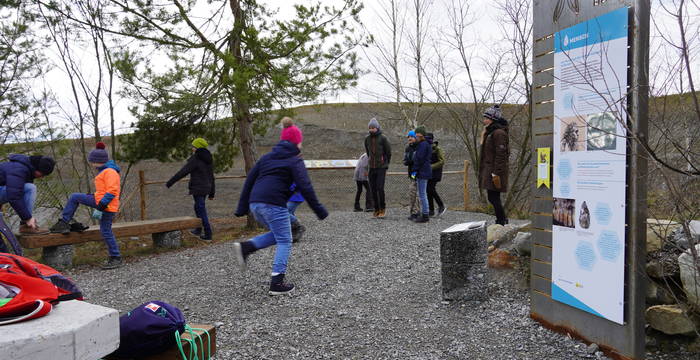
[1, 300, 119, 360]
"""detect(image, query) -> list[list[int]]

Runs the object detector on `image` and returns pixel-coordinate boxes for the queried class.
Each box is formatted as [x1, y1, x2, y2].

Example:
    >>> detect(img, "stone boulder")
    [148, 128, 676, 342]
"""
[668, 224, 700, 251]
[646, 281, 678, 306]
[510, 232, 532, 256]
[679, 244, 700, 308]
[646, 305, 697, 335]
[646, 253, 680, 279]
[647, 219, 681, 253]
[487, 223, 524, 248]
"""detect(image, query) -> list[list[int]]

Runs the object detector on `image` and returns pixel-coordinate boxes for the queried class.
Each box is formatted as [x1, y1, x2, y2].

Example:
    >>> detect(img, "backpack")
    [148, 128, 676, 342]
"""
[0, 253, 83, 325]
[111, 301, 186, 358]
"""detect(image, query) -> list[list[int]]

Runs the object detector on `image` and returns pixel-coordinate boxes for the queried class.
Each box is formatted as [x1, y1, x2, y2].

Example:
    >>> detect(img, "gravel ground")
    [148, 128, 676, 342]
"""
[67, 210, 695, 359]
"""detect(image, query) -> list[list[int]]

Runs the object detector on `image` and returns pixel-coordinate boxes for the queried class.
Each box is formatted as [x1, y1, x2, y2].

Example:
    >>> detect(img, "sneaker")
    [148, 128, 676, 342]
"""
[269, 274, 295, 296]
[189, 229, 202, 236]
[19, 224, 50, 235]
[69, 220, 89, 232]
[365, 208, 375, 213]
[429, 211, 435, 217]
[49, 219, 71, 235]
[354, 205, 363, 212]
[414, 214, 429, 223]
[438, 207, 447, 217]
[199, 234, 213, 242]
[292, 224, 306, 243]
[233, 242, 248, 271]
[407, 214, 418, 221]
[101, 257, 122, 270]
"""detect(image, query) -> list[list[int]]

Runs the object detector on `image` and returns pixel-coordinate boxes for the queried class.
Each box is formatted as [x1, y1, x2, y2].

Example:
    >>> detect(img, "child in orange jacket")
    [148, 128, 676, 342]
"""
[50, 142, 122, 269]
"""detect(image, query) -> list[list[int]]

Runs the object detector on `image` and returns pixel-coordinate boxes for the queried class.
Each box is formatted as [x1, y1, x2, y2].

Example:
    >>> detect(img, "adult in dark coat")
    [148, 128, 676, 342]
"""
[166, 138, 216, 240]
[0, 154, 55, 234]
[425, 133, 446, 217]
[412, 126, 432, 223]
[479, 105, 510, 225]
[364, 117, 391, 218]
[233, 135, 328, 296]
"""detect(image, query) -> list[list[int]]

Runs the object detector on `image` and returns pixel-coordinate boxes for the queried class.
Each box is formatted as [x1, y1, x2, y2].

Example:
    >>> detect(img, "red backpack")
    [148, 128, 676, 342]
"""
[0, 253, 83, 325]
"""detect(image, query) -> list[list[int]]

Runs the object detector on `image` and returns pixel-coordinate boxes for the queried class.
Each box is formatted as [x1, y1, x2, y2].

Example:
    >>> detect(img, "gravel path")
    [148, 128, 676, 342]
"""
[67, 210, 693, 359]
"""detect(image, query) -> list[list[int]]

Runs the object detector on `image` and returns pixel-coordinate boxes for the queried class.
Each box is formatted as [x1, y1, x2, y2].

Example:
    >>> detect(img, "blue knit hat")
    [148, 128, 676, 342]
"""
[88, 142, 109, 163]
[407, 131, 416, 138]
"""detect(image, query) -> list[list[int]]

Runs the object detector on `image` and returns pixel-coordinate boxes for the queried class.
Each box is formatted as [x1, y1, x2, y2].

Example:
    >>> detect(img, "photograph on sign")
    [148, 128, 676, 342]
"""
[551, 7, 628, 325]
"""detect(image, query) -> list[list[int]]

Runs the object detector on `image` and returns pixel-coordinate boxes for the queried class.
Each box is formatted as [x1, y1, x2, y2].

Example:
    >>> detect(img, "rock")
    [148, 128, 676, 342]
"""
[488, 249, 516, 269]
[646, 281, 677, 305]
[679, 244, 700, 307]
[42, 245, 75, 270]
[668, 226, 698, 251]
[645, 305, 697, 335]
[152, 230, 182, 248]
[647, 218, 681, 253]
[586, 343, 599, 354]
[487, 224, 520, 248]
[646, 253, 680, 279]
[511, 232, 532, 256]
[688, 337, 700, 353]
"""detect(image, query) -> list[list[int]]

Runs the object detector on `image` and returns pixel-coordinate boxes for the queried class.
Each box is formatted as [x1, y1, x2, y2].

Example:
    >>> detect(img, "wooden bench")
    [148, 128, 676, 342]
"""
[18, 216, 202, 268]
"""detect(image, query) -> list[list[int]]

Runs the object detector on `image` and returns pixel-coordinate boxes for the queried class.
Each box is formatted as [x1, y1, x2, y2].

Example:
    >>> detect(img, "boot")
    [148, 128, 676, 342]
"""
[19, 224, 49, 235]
[413, 214, 430, 223]
[233, 241, 255, 271]
[373, 209, 380, 218]
[49, 219, 71, 235]
[377, 209, 386, 218]
[269, 273, 295, 296]
[354, 204, 363, 212]
[101, 256, 122, 270]
[407, 213, 418, 221]
[365, 207, 375, 213]
[69, 220, 89, 232]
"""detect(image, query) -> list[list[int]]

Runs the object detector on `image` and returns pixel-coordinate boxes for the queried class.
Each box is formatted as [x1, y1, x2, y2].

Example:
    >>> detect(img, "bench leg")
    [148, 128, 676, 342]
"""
[152, 230, 182, 249]
[42, 245, 74, 270]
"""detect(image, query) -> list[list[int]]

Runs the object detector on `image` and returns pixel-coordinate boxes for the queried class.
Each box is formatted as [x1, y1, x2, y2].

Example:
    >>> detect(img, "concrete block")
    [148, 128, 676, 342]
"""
[152, 230, 182, 248]
[2, 300, 119, 360]
[441, 263, 487, 301]
[440, 221, 488, 301]
[42, 245, 75, 270]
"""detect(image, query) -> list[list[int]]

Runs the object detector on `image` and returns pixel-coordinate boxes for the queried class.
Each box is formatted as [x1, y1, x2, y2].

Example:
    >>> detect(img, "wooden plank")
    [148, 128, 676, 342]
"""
[532, 274, 552, 296]
[533, 102, 554, 121]
[532, 229, 552, 247]
[534, 117, 553, 134]
[18, 217, 202, 248]
[533, 69, 554, 88]
[532, 213, 552, 229]
[532, 198, 553, 213]
[533, 86, 554, 104]
[533, 134, 553, 148]
[532, 259, 552, 279]
[532, 244, 552, 263]
[533, 36, 553, 56]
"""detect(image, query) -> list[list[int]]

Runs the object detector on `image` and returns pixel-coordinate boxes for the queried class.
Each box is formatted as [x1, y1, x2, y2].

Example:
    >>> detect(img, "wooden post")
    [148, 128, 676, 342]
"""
[463, 160, 470, 211]
[139, 170, 147, 220]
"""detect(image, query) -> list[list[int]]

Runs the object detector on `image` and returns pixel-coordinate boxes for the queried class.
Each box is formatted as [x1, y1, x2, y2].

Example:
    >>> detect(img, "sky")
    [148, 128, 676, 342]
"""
[35, 0, 697, 138]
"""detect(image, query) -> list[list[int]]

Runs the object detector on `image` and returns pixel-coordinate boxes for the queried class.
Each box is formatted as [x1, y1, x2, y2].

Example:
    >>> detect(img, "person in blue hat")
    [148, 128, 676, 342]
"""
[403, 131, 421, 220]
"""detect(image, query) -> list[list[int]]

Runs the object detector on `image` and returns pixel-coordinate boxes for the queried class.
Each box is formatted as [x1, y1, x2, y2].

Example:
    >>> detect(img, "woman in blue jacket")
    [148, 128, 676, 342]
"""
[412, 126, 432, 223]
[233, 130, 328, 296]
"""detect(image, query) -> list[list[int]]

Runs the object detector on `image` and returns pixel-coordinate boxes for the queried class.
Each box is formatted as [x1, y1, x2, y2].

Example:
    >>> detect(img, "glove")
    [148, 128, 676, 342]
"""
[96, 201, 108, 211]
[234, 211, 247, 217]
[92, 210, 103, 220]
[492, 174, 502, 190]
[316, 206, 329, 220]
[410, 171, 417, 180]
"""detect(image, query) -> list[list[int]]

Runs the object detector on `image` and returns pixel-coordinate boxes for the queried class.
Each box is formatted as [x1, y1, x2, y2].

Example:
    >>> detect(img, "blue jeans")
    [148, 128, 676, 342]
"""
[287, 201, 303, 224]
[193, 195, 212, 237]
[417, 179, 429, 215]
[249, 202, 293, 275]
[0, 183, 37, 220]
[62, 193, 120, 257]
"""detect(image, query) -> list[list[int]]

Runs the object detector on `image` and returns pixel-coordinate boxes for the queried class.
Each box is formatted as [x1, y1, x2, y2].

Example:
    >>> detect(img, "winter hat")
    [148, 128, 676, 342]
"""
[280, 125, 303, 145]
[29, 156, 55, 176]
[425, 132, 434, 144]
[368, 117, 380, 130]
[407, 130, 416, 138]
[192, 138, 209, 149]
[483, 105, 503, 121]
[88, 142, 109, 163]
[414, 126, 427, 136]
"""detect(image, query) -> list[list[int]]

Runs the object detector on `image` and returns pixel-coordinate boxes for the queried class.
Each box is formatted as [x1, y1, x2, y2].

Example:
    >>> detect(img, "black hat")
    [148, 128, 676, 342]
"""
[29, 156, 55, 176]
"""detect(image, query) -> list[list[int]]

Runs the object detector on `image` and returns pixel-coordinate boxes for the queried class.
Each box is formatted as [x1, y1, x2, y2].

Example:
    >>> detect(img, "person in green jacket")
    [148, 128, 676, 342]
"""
[425, 133, 446, 217]
[364, 117, 391, 218]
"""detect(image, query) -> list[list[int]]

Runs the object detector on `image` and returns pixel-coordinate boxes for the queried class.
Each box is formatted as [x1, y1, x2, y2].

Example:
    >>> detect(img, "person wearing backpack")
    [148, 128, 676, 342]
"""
[50, 142, 123, 270]
[233, 124, 328, 295]
[0, 154, 55, 234]
[403, 131, 421, 221]
[165, 138, 216, 241]
[425, 133, 446, 217]
[411, 126, 432, 223]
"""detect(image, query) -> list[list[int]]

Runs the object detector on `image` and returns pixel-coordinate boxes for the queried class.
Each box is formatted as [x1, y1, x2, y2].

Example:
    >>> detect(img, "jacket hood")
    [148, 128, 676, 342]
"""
[8, 154, 34, 172]
[99, 160, 121, 173]
[369, 129, 383, 137]
[195, 148, 213, 164]
[270, 140, 301, 159]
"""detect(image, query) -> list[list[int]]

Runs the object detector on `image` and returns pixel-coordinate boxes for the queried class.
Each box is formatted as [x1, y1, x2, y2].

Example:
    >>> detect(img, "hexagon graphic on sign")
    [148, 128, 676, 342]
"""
[575, 241, 597, 271]
[597, 230, 622, 262]
[594, 202, 612, 226]
[557, 159, 572, 180]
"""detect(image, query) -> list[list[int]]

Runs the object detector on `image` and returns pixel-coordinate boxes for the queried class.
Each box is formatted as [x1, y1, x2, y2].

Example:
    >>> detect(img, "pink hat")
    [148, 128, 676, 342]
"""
[280, 125, 303, 145]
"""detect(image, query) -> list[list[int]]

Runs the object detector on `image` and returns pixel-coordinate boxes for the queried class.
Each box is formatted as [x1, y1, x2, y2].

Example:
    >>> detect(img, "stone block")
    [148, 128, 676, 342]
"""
[679, 244, 700, 307]
[441, 262, 487, 301]
[152, 230, 182, 248]
[440, 224, 487, 264]
[645, 304, 697, 335]
[42, 245, 75, 270]
[646, 218, 680, 253]
[2, 300, 119, 360]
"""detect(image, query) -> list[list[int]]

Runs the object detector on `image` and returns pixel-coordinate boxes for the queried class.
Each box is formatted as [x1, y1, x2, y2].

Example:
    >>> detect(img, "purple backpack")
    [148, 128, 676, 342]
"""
[111, 301, 186, 358]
